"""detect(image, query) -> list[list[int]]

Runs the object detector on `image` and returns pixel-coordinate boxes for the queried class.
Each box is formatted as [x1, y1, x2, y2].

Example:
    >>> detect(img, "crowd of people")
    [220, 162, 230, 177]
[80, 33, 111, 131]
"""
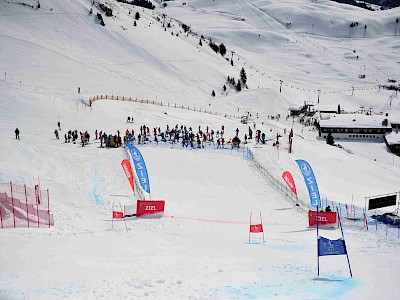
[43, 117, 288, 151]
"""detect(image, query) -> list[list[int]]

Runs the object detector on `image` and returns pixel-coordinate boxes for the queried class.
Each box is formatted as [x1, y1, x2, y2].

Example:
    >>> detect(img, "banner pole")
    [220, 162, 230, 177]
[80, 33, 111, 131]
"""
[337, 209, 352, 278]
[24, 185, 29, 228]
[10, 181, 16, 228]
[316, 206, 320, 276]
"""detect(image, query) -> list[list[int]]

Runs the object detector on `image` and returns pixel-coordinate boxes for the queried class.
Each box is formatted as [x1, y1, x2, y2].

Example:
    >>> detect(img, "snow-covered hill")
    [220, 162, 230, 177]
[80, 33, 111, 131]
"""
[1, 0, 400, 299]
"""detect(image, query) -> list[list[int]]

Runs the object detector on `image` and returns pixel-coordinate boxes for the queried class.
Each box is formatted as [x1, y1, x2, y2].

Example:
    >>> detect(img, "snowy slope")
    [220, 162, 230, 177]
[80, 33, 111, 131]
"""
[1, 0, 400, 299]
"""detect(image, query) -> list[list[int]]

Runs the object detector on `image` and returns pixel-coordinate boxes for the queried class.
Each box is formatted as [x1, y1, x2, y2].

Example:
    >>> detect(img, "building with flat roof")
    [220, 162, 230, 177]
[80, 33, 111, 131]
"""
[318, 114, 392, 141]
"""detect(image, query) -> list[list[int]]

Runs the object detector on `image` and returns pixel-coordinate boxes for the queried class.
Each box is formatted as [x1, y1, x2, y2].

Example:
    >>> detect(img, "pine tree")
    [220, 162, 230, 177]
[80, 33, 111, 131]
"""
[211, 90, 216, 97]
[236, 81, 242, 92]
[199, 39, 202, 46]
[326, 132, 334, 145]
[240, 68, 247, 85]
[223, 84, 226, 91]
[219, 43, 226, 56]
[135, 11, 140, 20]
[134, 20, 137, 27]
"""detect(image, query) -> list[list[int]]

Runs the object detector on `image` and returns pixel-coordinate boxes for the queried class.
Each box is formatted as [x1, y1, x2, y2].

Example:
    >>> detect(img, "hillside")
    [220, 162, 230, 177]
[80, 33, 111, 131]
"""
[1, 0, 400, 299]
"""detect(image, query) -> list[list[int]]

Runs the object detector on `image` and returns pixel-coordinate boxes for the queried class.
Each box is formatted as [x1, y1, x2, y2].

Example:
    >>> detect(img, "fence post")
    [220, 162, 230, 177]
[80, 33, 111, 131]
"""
[10, 181, 16, 228]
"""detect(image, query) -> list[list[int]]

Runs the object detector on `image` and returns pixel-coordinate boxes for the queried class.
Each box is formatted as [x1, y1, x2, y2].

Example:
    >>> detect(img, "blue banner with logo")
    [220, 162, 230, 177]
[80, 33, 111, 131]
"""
[318, 237, 347, 256]
[127, 144, 150, 194]
[295, 159, 321, 209]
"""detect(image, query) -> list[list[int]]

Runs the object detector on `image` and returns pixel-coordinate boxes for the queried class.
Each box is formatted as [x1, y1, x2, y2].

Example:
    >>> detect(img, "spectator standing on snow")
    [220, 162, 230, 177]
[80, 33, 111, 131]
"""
[15, 128, 20, 140]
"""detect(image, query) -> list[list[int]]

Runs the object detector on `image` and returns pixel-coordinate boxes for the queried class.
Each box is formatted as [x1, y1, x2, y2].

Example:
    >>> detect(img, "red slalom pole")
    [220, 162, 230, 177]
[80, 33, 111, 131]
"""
[249, 211, 252, 242]
[120, 202, 128, 232]
[112, 203, 114, 230]
[24, 185, 29, 228]
[10, 181, 16, 228]
[260, 211, 265, 242]
[47, 189, 50, 227]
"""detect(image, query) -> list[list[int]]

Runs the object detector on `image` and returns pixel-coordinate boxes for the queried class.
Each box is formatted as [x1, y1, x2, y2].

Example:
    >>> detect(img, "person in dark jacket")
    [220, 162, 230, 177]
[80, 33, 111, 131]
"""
[15, 128, 20, 140]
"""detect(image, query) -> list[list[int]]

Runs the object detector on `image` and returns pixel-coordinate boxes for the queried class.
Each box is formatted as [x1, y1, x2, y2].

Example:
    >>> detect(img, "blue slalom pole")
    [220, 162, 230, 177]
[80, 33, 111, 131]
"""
[337, 207, 353, 278]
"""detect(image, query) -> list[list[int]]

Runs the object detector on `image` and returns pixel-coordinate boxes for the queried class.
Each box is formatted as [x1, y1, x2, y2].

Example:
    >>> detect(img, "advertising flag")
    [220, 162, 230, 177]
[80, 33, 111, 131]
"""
[112, 211, 124, 219]
[282, 171, 297, 195]
[250, 224, 263, 233]
[121, 159, 134, 192]
[318, 236, 347, 256]
[127, 144, 151, 194]
[295, 159, 321, 208]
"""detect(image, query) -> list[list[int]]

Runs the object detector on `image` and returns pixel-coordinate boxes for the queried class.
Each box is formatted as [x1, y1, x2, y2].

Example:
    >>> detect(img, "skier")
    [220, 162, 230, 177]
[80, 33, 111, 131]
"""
[127, 116, 130, 123]
[54, 129, 59, 139]
[64, 133, 67, 143]
[57, 121, 61, 131]
[15, 128, 20, 140]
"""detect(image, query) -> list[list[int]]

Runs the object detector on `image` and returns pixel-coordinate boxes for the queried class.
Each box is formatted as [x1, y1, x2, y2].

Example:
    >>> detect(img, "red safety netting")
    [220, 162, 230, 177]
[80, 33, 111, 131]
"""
[0, 182, 54, 229]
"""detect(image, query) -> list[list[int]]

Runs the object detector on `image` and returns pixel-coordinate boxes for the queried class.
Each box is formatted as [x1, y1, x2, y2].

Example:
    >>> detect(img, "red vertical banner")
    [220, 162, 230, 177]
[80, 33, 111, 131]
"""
[121, 159, 135, 192]
[282, 171, 297, 196]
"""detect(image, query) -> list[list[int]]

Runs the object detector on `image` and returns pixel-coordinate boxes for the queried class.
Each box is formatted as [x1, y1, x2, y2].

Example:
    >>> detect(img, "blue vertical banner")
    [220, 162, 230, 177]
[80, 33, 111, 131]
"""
[295, 159, 321, 209]
[127, 144, 151, 194]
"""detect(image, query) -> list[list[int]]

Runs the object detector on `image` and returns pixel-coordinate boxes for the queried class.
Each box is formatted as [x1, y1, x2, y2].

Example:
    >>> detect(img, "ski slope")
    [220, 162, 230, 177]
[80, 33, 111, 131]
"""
[1, 0, 400, 299]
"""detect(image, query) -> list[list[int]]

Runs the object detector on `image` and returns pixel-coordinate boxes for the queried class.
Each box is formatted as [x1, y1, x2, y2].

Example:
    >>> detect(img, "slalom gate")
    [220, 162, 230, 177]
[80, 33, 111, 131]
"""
[0, 181, 54, 229]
